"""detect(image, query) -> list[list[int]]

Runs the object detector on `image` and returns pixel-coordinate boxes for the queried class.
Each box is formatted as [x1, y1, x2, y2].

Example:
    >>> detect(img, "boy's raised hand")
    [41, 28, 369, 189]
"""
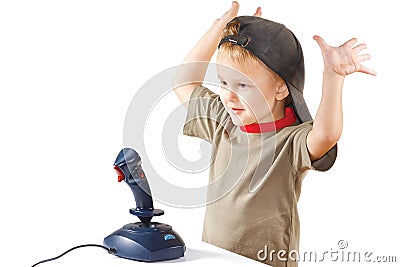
[214, 1, 262, 28]
[313, 35, 377, 77]
[214, 1, 239, 28]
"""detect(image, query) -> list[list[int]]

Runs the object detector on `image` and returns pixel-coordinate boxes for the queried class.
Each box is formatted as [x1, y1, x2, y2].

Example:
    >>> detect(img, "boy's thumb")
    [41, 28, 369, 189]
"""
[313, 35, 328, 51]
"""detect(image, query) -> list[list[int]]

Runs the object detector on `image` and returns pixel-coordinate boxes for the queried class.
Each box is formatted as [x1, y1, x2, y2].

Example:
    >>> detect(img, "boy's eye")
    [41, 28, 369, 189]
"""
[239, 83, 247, 88]
[220, 81, 228, 86]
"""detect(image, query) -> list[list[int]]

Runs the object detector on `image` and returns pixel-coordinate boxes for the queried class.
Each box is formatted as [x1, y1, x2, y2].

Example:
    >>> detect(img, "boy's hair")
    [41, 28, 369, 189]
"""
[218, 19, 292, 106]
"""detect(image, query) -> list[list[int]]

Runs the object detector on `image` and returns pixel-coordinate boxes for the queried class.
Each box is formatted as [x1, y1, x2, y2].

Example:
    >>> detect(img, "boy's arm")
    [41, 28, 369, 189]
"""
[173, 1, 239, 108]
[173, 2, 261, 108]
[307, 36, 377, 162]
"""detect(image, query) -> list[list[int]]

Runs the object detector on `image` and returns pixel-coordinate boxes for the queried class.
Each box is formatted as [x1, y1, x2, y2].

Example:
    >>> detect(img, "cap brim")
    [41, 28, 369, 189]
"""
[288, 83, 313, 123]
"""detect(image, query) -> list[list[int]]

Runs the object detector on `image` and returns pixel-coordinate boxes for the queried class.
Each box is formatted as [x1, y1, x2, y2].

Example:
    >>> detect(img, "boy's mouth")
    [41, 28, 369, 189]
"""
[231, 107, 245, 114]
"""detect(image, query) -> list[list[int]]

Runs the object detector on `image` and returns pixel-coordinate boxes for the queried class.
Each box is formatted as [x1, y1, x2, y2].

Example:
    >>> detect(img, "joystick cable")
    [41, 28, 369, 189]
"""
[31, 244, 116, 267]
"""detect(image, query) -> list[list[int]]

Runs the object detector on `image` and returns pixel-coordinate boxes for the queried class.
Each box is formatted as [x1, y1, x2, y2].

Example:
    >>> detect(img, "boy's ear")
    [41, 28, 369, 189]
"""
[275, 83, 289, 101]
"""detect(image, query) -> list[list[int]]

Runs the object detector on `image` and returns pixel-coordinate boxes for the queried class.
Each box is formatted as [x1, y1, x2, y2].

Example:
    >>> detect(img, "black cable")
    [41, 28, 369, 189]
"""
[31, 244, 116, 267]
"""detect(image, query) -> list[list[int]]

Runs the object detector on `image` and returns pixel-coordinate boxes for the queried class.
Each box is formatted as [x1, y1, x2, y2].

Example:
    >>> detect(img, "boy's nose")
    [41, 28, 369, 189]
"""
[222, 88, 239, 102]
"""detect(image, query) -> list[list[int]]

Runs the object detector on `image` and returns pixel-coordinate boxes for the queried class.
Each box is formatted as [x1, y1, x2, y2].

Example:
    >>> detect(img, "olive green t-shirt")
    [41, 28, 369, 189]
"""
[183, 86, 337, 267]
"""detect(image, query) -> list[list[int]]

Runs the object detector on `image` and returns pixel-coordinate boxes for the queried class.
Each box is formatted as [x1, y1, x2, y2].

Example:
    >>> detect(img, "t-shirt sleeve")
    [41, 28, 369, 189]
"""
[182, 85, 231, 141]
[291, 122, 338, 172]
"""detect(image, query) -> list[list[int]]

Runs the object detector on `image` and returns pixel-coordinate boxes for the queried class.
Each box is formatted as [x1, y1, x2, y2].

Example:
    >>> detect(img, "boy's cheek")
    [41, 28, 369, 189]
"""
[243, 94, 272, 115]
[220, 92, 271, 124]
[227, 107, 258, 126]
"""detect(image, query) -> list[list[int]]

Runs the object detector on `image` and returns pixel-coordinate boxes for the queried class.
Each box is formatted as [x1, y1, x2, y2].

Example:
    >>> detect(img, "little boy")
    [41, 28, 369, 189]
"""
[174, 2, 376, 266]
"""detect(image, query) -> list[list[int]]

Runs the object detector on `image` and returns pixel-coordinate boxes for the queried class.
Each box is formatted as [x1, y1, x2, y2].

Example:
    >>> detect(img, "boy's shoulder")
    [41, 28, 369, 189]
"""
[275, 121, 313, 154]
[278, 121, 337, 172]
[279, 120, 313, 137]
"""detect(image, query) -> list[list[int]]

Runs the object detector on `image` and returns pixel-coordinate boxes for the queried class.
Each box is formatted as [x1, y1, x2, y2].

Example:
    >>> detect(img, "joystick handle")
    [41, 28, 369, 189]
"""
[114, 148, 163, 223]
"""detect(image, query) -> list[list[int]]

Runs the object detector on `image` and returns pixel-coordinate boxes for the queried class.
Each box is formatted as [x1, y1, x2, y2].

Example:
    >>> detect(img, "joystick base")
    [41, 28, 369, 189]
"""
[104, 222, 186, 262]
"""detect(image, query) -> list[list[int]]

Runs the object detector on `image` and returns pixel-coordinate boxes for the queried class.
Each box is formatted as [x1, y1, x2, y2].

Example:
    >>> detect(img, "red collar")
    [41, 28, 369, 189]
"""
[239, 107, 297, 133]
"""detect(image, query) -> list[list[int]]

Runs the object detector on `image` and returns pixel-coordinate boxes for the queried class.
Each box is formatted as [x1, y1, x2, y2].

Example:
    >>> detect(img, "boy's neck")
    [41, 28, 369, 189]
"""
[240, 107, 297, 133]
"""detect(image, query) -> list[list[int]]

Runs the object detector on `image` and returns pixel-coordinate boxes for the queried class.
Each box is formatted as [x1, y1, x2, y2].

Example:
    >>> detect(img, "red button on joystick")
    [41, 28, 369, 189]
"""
[114, 166, 125, 182]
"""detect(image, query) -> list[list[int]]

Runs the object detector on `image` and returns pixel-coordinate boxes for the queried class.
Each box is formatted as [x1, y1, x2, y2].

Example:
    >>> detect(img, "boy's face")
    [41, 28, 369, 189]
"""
[216, 54, 284, 126]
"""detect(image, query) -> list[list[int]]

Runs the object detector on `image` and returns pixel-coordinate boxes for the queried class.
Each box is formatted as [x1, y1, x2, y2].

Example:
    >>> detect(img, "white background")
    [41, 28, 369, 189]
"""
[1, 0, 399, 266]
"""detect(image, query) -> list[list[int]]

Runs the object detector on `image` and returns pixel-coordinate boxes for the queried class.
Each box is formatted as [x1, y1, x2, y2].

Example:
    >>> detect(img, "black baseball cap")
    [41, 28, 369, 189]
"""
[218, 16, 312, 123]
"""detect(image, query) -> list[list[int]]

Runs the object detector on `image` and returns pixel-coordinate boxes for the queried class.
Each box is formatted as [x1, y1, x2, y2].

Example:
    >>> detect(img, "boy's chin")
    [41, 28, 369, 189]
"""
[230, 116, 255, 126]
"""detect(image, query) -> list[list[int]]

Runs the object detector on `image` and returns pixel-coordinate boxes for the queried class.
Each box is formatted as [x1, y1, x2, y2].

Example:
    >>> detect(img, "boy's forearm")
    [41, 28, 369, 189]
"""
[183, 25, 224, 64]
[173, 23, 225, 107]
[307, 69, 344, 161]
[177, 24, 224, 82]
[173, 2, 239, 107]
[313, 69, 344, 144]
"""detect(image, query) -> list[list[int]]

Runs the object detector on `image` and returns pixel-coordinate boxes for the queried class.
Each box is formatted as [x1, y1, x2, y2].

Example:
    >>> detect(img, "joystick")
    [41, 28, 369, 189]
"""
[103, 148, 186, 262]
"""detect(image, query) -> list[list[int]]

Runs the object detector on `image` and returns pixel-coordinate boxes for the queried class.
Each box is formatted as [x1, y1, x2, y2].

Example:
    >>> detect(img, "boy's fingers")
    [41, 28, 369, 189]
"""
[254, 7, 262, 17]
[221, 1, 238, 16]
[359, 65, 377, 76]
[216, 1, 239, 25]
[313, 35, 329, 51]
[353, 43, 367, 54]
[358, 54, 371, 62]
[343, 38, 358, 48]
[229, 1, 239, 15]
